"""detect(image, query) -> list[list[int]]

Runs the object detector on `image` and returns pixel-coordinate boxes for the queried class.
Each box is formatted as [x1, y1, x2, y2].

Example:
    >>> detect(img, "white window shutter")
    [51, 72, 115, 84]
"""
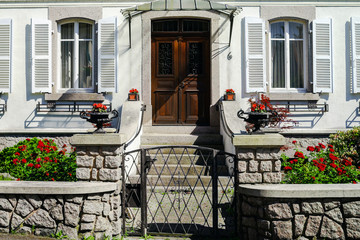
[31, 19, 52, 93]
[312, 19, 333, 93]
[244, 17, 266, 93]
[351, 17, 360, 93]
[0, 19, 11, 93]
[98, 17, 117, 93]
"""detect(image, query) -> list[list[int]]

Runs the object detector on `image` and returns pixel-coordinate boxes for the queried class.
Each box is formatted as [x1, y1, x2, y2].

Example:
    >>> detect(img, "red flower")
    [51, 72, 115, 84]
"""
[46, 172, 49, 176]
[329, 148, 335, 153]
[307, 146, 315, 152]
[318, 143, 326, 149]
[284, 166, 292, 171]
[15, 152, 20, 156]
[38, 140, 45, 148]
[319, 158, 324, 163]
[294, 151, 305, 159]
[315, 146, 321, 152]
[16, 178, 20, 181]
[328, 144, 333, 148]
[260, 104, 265, 110]
[68, 173, 72, 176]
[44, 157, 50, 161]
[34, 164, 41, 169]
[353, 181, 357, 184]
[329, 154, 338, 161]
[293, 159, 298, 163]
[26, 138, 30, 141]
[342, 159, 352, 166]
[51, 178, 55, 181]
[290, 160, 294, 164]
[21, 159, 26, 164]
[318, 163, 326, 171]
[62, 144, 67, 148]
[311, 176, 315, 180]
[36, 158, 41, 163]
[292, 140, 297, 144]
[27, 163, 34, 167]
[330, 163, 337, 168]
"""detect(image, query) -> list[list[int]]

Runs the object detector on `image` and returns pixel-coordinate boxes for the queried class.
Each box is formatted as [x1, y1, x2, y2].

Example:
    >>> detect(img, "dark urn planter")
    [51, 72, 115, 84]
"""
[237, 110, 273, 133]
[80, 110, 119, 133]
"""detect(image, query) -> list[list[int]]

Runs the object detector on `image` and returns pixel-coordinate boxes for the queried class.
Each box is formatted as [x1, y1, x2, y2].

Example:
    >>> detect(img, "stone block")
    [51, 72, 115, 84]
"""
[0, 210, 10, 227]
[101, 146, 118, 156]
[346, 218, 360, 239]
[49, 204, 64, 221]
[257, 219, 270, 230]
[325, 207, 343, 224]
[237, 149, 255, 160]
[263, 172, 281, 183]
[274, 160, 282, 172]
[65, 195, 83, 204]
[273, 220, 292, 240]
[239, 173, 262, 184]
[91, 169, 98, 180]
[95, 156, 104, 169]
[238, 161, 247, 173]
[76, 156, 94, 167]
[105, 156, 121, 169]
[95, 216, 110, 231]
[83, 201, 103, 215]
[43, 198, 57, 211]
[242, 201, 257, 216]
[324, 201, 340, 211]
[88, 147, 100, 156]
[320, 216, 345, 240]
[76, 146, 87, 156]
[25, 209, 56, 228]
[301, 201, 324, 214]
[293, 203, 300, 214]
[25, 195, 42, 209]
[256, 148, 281, 160]
[294, 215, 306, 237]
[248, 160, 259, 172]
[76, 168, 91, 180]
[11, 213, 23, 230]
[57, 223, 78, 240]
[81, 222, 95, 231]
[81, 214, 96, 223]
[305, 215, 322, 237]
[259, 161, 272, 172]
[35, 228, 56, 237]
[15, 198, 34, 217]
[111, 220, 121, 235]
[102, 194, 110, 202]
[247, 227, 257, 239]
[266, 203, 293, 219]
[0, 197, 13, 211]
[242, 217, 256, 227]
[87, 194, 102, 200]
[6, 195, 17, 208]
[103, 203, 111, 216]
[99, 169, 121, 181]
[343, 201, 360, 217]
[64, 202, 80, 227]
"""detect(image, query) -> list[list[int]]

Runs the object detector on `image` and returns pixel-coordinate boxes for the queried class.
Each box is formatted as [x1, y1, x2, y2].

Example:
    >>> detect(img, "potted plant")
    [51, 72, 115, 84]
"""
[128, 88, 139, 101]
[224, 89, 235, 101]
[238, 94, 292, 133]
[80, 103, 118, 133]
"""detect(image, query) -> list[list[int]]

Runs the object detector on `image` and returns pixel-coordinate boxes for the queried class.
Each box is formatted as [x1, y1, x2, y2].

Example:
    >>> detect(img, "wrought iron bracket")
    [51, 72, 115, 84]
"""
[36, 102, 112, 113]
[0, 103, 6, 114]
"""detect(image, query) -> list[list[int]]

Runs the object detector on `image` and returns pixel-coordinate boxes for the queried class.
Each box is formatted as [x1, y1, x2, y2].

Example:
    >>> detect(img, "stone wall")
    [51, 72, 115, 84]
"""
[0, 135, 72, 151]
[0, 192, 120, 240]
[239, 194, 360, 240]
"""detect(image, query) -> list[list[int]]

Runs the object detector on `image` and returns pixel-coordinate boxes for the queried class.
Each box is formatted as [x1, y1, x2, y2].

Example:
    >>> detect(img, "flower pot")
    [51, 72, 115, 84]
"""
[80, 110, 119, 133]
[225, 93, 235, 101]
[128, 93, 139, 101]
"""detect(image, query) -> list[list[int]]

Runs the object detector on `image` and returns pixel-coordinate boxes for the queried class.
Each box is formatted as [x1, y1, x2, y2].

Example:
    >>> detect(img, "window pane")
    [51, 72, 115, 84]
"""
[272, 40, 285, 88]
[289, 22, 303, 39]
[188, 42, 203, 74]
[152, 20, 178, 32]
[79, 41, 93, 88]
[271, 22, 284, 39]
[158, 43, 173, 75]
[61, 41, 73, 88]
[61, 23, 74, 39]
[79, 23, 92, 39]
[290, 40, 304, 88]
[183, 20, 209, 32]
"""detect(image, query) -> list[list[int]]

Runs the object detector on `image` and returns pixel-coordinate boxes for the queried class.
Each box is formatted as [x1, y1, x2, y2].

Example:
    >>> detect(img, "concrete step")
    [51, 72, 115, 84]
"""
[140, 145, 224, 154]
[141, 134, 223, 146]
[144, 153, 227, 165]
[143, 125, 220, 134]
[128, 175, 233, 187]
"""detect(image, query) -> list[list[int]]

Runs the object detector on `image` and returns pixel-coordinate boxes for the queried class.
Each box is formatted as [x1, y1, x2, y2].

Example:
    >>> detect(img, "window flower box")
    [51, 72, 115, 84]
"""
[224, 89, 235, 101]
[128, 88, 139, 101]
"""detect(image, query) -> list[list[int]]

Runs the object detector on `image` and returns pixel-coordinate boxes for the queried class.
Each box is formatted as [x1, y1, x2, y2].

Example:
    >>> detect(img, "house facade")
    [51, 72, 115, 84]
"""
[0, 0, 359, 148]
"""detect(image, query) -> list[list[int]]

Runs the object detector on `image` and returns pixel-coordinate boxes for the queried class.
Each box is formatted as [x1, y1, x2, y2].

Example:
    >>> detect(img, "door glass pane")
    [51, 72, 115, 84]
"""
[61, 23, 74, 39]
[289, 22, 303, 39]
[272, 40, 285, 88]
[152, 20, 178, 32]
[79, 41, 93, 88]
[183, 20, 209, 32]
[271, 22, 284, 39]
[61, 41, 73, 88]
[79, 23, 92, 39]
[158, 43, 173, 75]
[290, 40, 304, 88]
[188, 42, 203, 74]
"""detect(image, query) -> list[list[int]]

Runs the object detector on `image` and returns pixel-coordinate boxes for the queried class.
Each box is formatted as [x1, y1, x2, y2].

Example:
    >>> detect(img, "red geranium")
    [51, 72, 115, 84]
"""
[329, 154, 338, 161]
[294, 151, 305, 159]
[307, 146, 315, 152]
[27, 163, 34, 167]
[21, 159, 26, 164]
[34, 164, 41, 169]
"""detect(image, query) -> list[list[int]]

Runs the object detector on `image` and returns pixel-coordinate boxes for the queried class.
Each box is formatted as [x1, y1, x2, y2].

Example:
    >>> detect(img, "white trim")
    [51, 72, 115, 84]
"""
[0, 18, 12, 93]
[351, 17, 360, 93]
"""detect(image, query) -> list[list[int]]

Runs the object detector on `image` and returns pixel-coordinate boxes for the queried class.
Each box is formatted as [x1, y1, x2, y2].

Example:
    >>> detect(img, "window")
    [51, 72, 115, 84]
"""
[270, 21, 307, 91]
[60, 21, 94, 92]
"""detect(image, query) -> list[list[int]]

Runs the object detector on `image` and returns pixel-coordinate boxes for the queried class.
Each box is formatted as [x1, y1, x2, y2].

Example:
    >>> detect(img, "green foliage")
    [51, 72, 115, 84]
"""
[141, 234, 154, 240]
[0, 175, 14, 181]
[282, 142, 360, 184]
[82, 236, 95, 240]
[330, 127, 360, 167]
[0, 137, 77, 181]
[51, 230, 68, 239]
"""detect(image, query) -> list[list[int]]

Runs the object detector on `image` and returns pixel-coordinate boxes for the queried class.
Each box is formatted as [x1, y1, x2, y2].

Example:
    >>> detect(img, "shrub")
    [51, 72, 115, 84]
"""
[330, 127, 360, 167]
[281, 142, 360, 184]
[0, 137, 76, 181]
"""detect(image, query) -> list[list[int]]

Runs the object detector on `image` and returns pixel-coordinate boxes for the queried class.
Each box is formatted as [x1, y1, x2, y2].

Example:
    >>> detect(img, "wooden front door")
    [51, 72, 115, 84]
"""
[151, 19, 210, 125]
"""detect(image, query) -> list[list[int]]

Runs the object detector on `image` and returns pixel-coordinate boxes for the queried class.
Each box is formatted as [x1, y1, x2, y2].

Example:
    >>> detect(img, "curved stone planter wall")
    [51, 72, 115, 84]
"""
[238, 184, 360, 240]
[0, 182, 119, 240]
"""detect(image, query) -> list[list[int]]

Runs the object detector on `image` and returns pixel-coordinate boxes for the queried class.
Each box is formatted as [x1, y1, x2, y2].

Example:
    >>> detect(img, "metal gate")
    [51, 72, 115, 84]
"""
[121, 146, 237, 237]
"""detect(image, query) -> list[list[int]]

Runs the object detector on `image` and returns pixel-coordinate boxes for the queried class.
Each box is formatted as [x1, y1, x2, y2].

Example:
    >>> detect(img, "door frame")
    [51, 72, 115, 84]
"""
[141, 11, 221, 127]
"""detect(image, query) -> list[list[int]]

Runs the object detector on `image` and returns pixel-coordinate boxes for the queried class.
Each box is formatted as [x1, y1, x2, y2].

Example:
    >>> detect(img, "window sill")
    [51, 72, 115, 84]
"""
[45, 93, 105, 102]
[266, 93, 320, 101]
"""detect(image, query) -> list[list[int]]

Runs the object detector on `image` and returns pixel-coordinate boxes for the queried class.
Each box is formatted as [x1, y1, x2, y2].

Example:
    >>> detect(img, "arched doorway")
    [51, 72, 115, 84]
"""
[151, 19, 210, 125]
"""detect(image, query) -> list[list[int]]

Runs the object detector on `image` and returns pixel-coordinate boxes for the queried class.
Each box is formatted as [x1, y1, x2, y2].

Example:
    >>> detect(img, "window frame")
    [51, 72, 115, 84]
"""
[269, 19, 308, 93]
[57, 19, 95, 93]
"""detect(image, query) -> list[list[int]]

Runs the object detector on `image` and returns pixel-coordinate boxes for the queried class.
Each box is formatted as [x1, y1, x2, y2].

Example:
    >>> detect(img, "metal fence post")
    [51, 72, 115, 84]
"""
[141, 149, 147, 236]
[212, 150, 219, 235]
